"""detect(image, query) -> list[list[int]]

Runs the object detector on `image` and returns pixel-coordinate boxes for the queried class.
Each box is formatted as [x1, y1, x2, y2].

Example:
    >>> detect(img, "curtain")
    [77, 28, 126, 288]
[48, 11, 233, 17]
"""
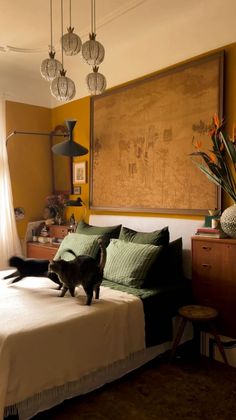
[0, 100, 22, 269]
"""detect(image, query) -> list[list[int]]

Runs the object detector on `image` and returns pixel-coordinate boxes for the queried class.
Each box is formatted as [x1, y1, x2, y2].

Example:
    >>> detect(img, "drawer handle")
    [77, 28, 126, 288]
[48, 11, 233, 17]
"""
[201, 263, 212, 269]
[202, 246, 212, 251]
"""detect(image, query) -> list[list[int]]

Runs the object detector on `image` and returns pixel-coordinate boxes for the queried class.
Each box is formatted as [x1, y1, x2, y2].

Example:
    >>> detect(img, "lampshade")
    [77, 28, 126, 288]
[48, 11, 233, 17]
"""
[82, 32, 105, 66]
[51, 120, 88, 157]
[86, 66, 106, 95]
[61, 27, 82, 56]
[40, 51, 62, 81]
[50, 69, 76, 102]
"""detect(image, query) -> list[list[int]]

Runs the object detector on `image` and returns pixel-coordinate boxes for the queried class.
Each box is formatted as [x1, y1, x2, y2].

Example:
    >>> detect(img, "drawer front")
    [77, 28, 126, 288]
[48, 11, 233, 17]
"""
[49, 225, 69, 239]
[27, 243, 58, 260]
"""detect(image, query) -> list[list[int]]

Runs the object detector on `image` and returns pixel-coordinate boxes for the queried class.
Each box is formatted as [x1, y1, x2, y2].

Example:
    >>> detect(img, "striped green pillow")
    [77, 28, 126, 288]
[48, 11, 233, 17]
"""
[54, 233, 101, 261]
[103, 239, 162, 288]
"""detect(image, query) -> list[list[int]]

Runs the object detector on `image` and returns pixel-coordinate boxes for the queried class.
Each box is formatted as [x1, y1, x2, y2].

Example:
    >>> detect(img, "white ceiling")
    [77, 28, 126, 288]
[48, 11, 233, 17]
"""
[0, 0, 236, 108]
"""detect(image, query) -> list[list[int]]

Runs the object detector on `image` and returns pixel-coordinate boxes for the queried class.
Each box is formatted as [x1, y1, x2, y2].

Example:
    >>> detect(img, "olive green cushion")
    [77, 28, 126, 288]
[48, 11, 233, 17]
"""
[54, 233, 101, 261]
[119, 226, 169, 246]
[103, 239, 163, 288]
[76, 220, 122, 247]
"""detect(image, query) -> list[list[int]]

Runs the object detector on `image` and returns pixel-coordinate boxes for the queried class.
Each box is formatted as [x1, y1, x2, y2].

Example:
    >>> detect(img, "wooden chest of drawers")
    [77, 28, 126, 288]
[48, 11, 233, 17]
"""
[27, 242, 60, 260]
[192, 236, 236, 338]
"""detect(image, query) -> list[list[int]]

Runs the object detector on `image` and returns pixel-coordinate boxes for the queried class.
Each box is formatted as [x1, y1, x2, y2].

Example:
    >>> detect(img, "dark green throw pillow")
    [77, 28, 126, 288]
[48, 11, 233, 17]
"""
[119, 226, 169, 246]
[76, 220, 122, 247]
[103, 239, 163, 288]
[146, 237, 184, 287]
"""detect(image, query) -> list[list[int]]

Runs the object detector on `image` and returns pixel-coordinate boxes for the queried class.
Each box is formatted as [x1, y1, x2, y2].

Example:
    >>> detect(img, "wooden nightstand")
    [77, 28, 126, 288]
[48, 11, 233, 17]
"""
[27, 224, 70, 260]
[27, 242, 60, 260]
[192, 236, 236, 338]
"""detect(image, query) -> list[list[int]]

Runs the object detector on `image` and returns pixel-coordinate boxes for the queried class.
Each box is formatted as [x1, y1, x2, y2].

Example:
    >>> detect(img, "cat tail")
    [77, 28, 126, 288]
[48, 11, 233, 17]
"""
[98, 239, 107, 274]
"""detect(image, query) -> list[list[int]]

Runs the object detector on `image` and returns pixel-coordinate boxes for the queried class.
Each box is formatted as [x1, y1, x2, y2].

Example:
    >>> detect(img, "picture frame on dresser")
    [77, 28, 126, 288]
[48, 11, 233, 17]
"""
[90, 51, 224, 215]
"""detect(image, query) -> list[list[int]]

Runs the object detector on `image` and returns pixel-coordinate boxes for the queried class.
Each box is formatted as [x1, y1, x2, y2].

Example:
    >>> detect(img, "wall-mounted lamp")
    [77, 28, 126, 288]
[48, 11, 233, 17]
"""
[51, 120, 88, 157]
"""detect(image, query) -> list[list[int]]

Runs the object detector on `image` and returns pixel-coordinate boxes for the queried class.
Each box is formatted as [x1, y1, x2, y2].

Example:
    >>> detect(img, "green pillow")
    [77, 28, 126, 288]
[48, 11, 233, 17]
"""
[103, 239, 163, 288]
[54, 233, 101, 261]
[119, 226, 169, 246]
[76, 220, 122, 247]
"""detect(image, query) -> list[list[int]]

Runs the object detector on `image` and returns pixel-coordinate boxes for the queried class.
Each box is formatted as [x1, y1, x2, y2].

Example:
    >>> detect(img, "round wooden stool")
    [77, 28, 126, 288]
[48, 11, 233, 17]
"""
[170, 305, 228, 365]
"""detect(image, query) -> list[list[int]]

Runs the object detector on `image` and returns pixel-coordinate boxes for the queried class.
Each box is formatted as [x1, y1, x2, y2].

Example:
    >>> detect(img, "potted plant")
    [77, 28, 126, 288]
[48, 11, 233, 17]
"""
[190, 114, 236, 237]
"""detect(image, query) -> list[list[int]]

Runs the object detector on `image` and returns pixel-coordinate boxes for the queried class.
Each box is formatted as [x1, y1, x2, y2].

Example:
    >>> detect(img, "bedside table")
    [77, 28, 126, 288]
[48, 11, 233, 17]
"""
[27, 242, 60, 260]
[27, 224, 70, 260]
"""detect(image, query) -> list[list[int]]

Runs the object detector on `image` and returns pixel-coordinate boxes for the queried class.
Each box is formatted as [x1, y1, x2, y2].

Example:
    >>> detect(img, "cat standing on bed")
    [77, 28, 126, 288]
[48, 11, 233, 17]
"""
[49, 239, 106, 305]
[3, 255, 61, 286]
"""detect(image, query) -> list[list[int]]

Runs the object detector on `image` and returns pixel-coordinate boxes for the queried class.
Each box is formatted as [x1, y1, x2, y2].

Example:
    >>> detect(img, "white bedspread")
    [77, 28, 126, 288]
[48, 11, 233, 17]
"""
[0, 271, 145, 419]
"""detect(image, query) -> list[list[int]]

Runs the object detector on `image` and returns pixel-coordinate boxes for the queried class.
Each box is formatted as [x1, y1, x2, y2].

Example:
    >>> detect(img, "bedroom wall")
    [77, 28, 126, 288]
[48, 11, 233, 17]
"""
[6, 101, 52, 240]
[50, 42, 236, 224]
[6, 42, 236, 239]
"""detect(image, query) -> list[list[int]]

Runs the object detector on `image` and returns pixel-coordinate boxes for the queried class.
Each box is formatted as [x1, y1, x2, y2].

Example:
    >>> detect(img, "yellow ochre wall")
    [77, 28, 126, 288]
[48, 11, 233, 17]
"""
[6, 42, 236, 239]
[6, 101, 52, 239]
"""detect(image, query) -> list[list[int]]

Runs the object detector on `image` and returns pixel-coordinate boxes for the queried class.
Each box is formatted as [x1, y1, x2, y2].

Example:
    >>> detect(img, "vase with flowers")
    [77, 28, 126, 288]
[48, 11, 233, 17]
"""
[45, 193, 69, 225]
[190, 114, 236, 238]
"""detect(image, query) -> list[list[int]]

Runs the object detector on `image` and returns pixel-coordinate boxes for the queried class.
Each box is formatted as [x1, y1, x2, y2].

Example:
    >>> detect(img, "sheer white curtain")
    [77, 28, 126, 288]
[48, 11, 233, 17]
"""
[0, 99, 22, 269]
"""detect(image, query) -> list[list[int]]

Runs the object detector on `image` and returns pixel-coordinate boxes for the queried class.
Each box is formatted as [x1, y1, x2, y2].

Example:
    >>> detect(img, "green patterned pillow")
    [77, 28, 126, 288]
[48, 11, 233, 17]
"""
[119, 226, 169, 246]
[103, 239, 163, 288]
[76, 220, 122, 247]
[54, 233, 101, 261]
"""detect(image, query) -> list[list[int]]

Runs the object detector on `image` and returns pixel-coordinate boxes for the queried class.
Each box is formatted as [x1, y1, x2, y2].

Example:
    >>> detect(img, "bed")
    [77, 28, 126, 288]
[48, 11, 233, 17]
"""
[1, 215, 200, 419]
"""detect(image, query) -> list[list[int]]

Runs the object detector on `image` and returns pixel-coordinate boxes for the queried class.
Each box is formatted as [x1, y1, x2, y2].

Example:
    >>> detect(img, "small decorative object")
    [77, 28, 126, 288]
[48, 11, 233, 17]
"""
[191, 115, 236, 238]
[73, 161, 87, 184]
[14, 207, 25, 220]
[68, 213, 76, 232]
[73, 185, 81, 195]
[86, 66, 106, 95]
[220, 204, 236, 238]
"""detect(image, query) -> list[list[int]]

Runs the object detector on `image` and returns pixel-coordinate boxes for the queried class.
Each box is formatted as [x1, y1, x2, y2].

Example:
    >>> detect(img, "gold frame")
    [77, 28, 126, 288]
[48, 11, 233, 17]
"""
[90, 52, 224, 214]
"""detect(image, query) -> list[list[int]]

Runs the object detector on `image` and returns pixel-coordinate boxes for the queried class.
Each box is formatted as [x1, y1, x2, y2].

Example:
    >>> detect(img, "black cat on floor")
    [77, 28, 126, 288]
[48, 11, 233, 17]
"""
[3, 255, 61, 286]
[49, 240, 107, 305]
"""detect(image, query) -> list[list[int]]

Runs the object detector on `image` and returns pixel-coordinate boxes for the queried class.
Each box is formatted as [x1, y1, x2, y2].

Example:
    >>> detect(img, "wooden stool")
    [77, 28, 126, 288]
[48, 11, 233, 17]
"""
[169, 305, 228, 365]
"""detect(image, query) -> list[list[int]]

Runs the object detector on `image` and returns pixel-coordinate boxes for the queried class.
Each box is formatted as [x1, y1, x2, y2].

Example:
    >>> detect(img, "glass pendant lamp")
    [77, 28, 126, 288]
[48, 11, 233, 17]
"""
[86, 66, 106, 95]
[50, 0, 76, 102]
[82, 0, 105, 66]
[61, 0, 82, 56]
[40, 0, 62, 81]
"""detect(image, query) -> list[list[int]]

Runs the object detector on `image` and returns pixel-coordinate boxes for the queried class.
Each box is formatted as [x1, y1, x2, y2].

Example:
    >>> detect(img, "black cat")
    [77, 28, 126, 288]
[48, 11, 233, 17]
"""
[49, 240, 107, 305]
[3, 255, 61, 286]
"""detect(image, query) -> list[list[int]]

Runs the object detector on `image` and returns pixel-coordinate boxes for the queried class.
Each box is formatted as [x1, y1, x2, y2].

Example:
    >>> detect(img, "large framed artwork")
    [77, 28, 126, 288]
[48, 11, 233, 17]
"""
[90, 51, 224, 214]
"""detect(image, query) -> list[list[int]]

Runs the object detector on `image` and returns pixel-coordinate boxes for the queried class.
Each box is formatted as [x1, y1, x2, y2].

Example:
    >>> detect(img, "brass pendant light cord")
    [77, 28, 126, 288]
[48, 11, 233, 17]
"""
[61, 0, 64, 69]
[50, 0, 53, 50]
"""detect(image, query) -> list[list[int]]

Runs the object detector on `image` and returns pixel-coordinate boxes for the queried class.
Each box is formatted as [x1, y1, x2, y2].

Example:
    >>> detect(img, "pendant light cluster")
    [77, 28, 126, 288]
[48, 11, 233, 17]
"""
[40, 0, 106, 102]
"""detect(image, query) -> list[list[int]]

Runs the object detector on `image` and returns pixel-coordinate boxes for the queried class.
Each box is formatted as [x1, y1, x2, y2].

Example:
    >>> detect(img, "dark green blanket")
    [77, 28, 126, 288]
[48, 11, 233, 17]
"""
[102, 279, 191, 347]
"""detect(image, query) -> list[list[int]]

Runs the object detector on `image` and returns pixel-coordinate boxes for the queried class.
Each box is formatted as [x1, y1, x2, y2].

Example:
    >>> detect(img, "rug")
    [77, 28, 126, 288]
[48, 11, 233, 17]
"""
[32, 347, 236, 420]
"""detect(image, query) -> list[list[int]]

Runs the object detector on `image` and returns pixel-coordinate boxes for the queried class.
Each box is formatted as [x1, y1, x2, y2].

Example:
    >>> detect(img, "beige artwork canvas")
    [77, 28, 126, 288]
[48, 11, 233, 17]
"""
[90, 52, 223, 214]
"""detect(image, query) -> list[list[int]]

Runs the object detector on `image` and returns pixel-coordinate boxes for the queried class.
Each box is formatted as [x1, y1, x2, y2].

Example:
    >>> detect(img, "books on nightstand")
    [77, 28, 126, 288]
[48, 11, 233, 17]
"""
[195, 227, 228, 238]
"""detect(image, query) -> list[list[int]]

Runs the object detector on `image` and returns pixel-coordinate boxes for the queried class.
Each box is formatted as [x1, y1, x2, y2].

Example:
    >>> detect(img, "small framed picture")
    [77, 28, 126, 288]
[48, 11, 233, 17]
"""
[73, 185, 81, 195]
[73, 161, 87, 185]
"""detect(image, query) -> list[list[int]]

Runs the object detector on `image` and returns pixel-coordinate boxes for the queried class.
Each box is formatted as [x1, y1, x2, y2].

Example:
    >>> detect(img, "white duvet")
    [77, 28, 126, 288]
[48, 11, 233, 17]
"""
[0, 271, 145, 419]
